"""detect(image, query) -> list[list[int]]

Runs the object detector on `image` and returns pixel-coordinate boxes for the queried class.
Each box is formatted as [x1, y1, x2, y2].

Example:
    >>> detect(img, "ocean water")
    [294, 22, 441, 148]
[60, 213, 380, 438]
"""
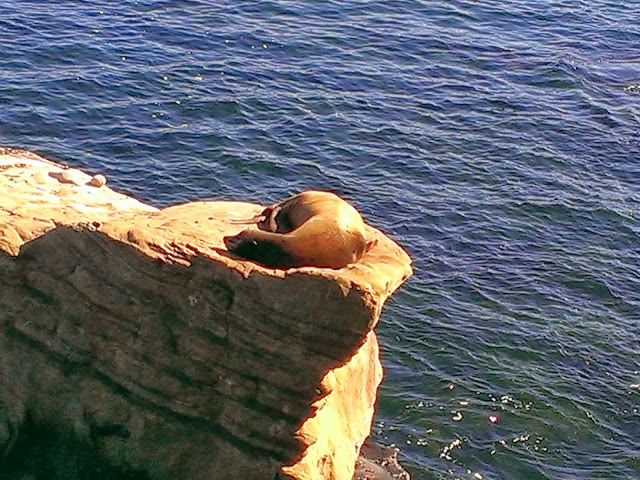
[1, 1, 639, 479]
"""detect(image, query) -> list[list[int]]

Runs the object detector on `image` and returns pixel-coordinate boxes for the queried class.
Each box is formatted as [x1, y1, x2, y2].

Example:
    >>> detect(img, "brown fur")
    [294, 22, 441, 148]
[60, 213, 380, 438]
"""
[224, 191, 377, 269]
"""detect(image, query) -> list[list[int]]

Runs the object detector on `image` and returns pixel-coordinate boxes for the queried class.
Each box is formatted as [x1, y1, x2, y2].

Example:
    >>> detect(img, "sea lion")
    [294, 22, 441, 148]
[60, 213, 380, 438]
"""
[224, 191, 377, 269]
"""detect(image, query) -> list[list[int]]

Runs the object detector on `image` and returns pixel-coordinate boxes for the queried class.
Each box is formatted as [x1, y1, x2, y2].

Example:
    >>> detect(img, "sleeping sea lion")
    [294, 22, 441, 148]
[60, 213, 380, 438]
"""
[224, 191, 377, 269]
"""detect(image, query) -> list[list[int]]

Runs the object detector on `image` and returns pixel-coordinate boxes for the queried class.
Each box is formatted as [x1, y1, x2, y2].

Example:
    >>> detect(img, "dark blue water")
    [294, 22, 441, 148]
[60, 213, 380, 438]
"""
[2, 1, 639, 479]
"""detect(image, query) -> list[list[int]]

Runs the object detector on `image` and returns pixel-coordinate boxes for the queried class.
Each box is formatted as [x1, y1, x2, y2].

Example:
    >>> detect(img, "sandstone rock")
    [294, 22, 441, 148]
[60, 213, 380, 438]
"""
[0, 148, 413, 480]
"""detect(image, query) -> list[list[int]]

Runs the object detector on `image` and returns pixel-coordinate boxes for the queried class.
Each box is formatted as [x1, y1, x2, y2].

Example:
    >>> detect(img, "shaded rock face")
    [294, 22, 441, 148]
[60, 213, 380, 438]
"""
[0, 148, 413, 480]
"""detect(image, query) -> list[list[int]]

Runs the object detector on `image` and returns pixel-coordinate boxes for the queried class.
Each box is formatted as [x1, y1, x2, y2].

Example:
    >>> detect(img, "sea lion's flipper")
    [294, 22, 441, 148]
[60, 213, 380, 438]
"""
[259, 205, 281, 232]
[229, 205, 285, 233]
[365, 238, 378, 252]
[229, 213, 266, 225]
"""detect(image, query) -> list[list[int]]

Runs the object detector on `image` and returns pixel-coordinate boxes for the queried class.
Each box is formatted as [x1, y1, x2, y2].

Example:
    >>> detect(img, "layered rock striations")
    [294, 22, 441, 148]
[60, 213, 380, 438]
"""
[0, 148, 412, 480]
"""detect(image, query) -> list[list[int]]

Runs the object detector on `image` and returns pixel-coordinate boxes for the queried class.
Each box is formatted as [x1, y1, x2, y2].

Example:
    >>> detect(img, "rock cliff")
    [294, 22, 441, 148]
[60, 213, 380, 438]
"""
[0, 148, 412, 480]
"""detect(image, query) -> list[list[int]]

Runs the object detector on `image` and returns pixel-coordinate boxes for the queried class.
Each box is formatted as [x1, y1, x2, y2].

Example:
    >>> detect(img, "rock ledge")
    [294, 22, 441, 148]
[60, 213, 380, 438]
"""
[0, 148, 412, 480]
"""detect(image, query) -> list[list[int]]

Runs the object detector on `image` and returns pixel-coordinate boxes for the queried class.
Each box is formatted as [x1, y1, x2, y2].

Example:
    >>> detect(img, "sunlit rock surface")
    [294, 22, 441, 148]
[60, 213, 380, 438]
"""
[0, 148, 412, 480]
